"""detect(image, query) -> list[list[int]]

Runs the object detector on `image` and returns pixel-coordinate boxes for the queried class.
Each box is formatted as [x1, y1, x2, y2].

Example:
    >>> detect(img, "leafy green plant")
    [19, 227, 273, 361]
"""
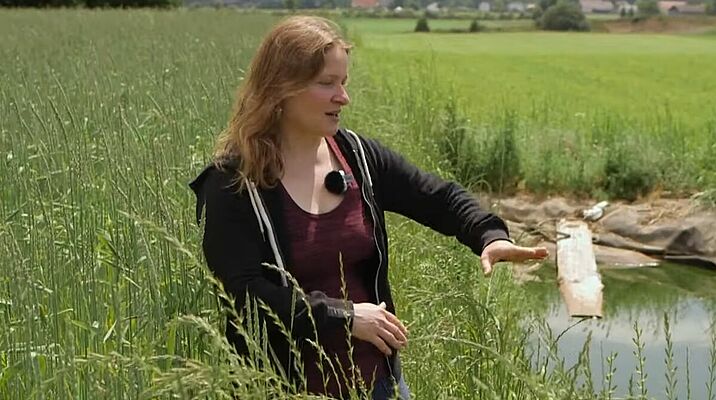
[636, 0, 660, 16]
[469, 18, 484, 32]
[414, 17, 430, 32]
[539, 1, 590, 31]
[602, 141, 658, 201]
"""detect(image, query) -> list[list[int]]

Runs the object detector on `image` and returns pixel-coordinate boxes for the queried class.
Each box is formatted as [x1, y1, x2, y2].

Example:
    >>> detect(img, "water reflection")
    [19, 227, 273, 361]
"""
[526, 263, 716, 399]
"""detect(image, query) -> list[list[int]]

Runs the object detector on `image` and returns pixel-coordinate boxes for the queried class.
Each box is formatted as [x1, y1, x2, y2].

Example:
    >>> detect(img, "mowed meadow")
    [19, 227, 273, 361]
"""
[1, 9, 716, 399]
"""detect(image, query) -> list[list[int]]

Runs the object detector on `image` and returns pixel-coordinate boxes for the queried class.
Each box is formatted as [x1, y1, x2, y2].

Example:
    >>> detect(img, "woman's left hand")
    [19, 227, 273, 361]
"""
[480, 240, 549, 276]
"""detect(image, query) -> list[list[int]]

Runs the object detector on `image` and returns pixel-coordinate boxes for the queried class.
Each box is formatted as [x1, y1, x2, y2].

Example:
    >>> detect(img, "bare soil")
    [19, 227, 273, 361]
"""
[597, 15, 716, 34]
[481, 193, 716, 274]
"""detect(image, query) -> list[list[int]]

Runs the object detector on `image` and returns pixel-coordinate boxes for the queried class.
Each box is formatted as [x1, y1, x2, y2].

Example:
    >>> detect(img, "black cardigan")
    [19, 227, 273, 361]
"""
[189, 128, 510, 384]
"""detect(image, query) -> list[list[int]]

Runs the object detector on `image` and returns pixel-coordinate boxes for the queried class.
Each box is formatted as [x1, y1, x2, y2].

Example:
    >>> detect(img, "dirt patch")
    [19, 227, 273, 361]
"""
[598, 16, 716, 34]
[483, 194, 716, 269]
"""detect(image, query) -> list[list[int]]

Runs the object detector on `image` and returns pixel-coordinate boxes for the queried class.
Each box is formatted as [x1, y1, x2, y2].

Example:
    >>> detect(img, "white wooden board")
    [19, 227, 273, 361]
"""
[556, 220, 604, 318]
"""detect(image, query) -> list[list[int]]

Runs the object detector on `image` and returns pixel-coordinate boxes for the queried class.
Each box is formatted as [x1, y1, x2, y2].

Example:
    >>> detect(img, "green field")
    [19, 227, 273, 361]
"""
[345, 18, 716, 198]
[344, 17, 536, 34]
[1, 9, 715, 399]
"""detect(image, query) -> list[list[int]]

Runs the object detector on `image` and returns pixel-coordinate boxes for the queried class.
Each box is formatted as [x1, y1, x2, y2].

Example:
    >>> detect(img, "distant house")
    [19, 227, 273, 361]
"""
[426, 1, 440, 13]
[580, 0, 614, 13]
[679, 3, 705, 13]
[507, 1, 526, 12]
[478, 1, 491, 12]
[657, 0, 705, 14]
[616, 0, 638, 13]
[658, 1, 685, 14]
[352, 0, 378, 8]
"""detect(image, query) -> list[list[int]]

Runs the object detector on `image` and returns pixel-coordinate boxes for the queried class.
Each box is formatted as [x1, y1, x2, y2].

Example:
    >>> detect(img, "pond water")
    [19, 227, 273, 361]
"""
[525, 262, 716, 399]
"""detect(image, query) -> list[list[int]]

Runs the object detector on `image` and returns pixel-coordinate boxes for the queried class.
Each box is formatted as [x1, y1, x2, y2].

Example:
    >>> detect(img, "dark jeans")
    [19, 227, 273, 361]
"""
[371, 375, 410, 400]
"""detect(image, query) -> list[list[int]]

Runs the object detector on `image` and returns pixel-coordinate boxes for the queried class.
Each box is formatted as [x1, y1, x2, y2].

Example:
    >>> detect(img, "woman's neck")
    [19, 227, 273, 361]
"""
[280, 131, 328, 170]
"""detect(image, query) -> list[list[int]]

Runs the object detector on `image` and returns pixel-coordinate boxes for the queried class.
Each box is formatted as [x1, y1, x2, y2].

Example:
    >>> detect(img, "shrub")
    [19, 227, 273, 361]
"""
[603, 143, 658, 201]
[444, 109, 521, 194]
[437, 100, 473, 187]
[706, 0, 716, 15]
[696, 185, 716, 208]
[468, 19, 484, 32]
[4, 0, 179, 6]
[435, 101, 523, 194]
[540, 1, 590, 31]
[631, 14, 645, 22]
[415, 17, 430, 32]
[532, 7, 544, 21]
[636, 0, 660, 16]
[480, 110, 522, 194]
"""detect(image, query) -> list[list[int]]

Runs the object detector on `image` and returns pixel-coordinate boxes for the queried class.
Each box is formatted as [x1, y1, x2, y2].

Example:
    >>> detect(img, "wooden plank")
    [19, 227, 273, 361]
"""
[556, 219, 604, 318]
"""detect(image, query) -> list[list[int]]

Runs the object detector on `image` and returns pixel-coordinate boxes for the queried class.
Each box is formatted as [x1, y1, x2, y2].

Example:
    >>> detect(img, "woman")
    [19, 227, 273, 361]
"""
[189, 16, 548, 399]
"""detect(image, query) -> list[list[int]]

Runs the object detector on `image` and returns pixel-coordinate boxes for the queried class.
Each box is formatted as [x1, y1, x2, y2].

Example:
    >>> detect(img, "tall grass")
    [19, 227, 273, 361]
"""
[1, 9, 267, 398]
[1, 9, 715, 399]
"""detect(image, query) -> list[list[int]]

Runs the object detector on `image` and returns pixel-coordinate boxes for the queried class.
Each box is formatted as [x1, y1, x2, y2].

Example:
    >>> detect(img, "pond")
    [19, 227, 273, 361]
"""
[525, 262, 716, 399]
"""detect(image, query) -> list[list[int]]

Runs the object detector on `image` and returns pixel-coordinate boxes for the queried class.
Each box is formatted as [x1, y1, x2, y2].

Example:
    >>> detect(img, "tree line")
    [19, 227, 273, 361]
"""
[1, 0, 179, 6]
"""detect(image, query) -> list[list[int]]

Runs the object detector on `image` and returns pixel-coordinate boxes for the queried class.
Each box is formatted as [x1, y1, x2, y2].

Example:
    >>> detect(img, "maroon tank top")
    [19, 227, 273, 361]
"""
[279, 136, 388, 398]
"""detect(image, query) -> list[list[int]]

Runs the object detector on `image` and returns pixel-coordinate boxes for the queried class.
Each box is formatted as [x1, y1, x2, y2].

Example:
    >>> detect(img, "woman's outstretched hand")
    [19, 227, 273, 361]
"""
[352, 302, 408, 356]
[480, 240, 549, 275]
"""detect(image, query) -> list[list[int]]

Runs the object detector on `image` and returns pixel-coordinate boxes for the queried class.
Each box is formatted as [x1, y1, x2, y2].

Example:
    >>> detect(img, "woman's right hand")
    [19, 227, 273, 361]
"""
[351, 302, 408, 356]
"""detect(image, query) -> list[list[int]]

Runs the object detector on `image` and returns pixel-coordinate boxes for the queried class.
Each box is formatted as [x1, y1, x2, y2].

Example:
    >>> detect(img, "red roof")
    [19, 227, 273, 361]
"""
[352, 0, 378, 7]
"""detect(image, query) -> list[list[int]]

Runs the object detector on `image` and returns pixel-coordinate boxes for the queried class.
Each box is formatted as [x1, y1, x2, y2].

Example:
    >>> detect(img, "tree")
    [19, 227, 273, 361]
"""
[535, 0, 579, 22]
[538, 0, 558, 11]
[297, 0, 318, 8]
[636, 0, 660, 16]
[4, 0, 178, 6]
[415, 17, 430, 32]
[492, 0, 506, 12]
[403, 0, 419, 9]
[284, 0, 295, 10]
[469, 18, 484, 32]
[706, 0, 716, 15]
[539, 0, 589, 31]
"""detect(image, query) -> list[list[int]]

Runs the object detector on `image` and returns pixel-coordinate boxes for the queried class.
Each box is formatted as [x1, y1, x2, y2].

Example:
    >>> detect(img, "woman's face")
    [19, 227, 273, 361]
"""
[280, 45, 350, 139]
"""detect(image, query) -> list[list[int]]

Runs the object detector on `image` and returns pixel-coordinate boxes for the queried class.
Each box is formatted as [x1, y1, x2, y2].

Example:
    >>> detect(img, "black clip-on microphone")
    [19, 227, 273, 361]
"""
[324, 170, 353, 195]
